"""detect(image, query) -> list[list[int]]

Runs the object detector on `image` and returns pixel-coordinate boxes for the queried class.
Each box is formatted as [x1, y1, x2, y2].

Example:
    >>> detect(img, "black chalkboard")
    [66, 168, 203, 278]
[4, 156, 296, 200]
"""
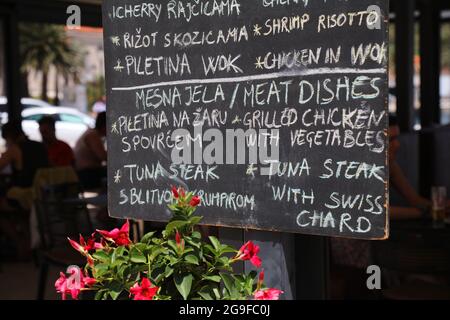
[103, 0, 389, 240]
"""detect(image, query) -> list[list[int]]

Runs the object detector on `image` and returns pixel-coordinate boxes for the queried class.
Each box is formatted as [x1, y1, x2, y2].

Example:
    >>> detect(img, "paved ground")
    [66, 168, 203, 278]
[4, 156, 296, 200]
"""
[0, 195, 116, 300]
[0, 261, 60, 300]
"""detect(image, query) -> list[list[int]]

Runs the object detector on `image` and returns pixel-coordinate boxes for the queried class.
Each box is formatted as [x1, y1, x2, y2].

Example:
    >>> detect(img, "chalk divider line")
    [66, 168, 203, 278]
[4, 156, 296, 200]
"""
[111, 67, 386, 91]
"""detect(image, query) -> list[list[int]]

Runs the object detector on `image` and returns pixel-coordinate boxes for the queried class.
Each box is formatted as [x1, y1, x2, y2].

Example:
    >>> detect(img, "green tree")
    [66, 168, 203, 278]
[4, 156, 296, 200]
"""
[86, 76, 105, 112]
[19, 23, 84, 103]
[442, 23, 450, 69]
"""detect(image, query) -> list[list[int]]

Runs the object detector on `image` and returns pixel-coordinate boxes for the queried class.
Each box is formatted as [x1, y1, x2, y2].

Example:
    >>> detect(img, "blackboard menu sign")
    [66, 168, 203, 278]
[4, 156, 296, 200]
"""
[103, 0, 389, 240]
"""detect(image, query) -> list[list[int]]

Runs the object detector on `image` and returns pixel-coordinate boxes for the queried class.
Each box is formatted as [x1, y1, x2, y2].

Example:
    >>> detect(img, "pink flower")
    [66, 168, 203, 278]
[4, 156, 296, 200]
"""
[189, 196, 201, 207]
[129, 277, 159, 300]
[254, 288, 284, 300]
[175, 231, 184, 250]
[259, 269, 265, 282]
[55, 272, 69, 300]
[82, 276, 96, 287]
[172, 186, 179, 198]
[68, 237, 87, 255]
[55, 270, 96, 300]
[86, 234, 104, 251]
[258, 269, 265, 287]
[175, 231, 181, 245]
[87, 255, 94, 267]
[236, 241, 262, 268]
[68, 233, 103, 255]
[97, 220, 131, 246]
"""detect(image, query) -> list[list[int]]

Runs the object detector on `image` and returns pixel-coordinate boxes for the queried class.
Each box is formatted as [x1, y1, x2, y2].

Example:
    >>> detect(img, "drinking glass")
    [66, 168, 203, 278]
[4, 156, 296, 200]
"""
[431, 186, 447, 228]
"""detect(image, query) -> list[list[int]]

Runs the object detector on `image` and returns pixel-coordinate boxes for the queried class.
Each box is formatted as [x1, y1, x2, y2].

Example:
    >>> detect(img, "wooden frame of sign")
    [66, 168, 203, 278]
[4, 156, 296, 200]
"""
[103, 0, 389, 240]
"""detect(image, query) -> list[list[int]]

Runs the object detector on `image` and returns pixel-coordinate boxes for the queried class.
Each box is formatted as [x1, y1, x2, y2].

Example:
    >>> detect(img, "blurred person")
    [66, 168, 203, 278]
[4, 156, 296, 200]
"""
[74, 112, 107, 190]
[0, 122, 48, 192]
[92, 95, 106, 114]
[330, 114, 442, 299]
[388, 115, 432, 219]
[38, 116, 74, 167]
[0, 122, 48, 259]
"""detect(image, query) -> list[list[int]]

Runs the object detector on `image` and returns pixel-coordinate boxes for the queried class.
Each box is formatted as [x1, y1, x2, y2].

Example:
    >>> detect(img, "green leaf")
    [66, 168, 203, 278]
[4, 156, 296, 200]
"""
[130, 247, 147, 263]
[197, 285, 215, 300]
[202, 275, 221, 282]
[152, 265, 166, 283]
[234, 274, 245, 282]
[220, 273, 238, 298]
[167, 204, 178, 211]
[134, 243, 148, 253]
[198, 291, 213, 300]
[244, 277, 255, 295]
[218, 256, 231, 266]
[212, 287, 221, 299]
[111, 256, 127, 269]
[185, 237, 201, 249]
[220, 245, 237, 254]
[111, 246, 126, 264]
[108, 281, 123, 300]
[118, 264, 130, 278]
[208, 236, 221, 252]
[93, 263, 109, 277]
[182, 247, 194, 255]
[149, 247, 165, 262]
[186, 191, 194, 197]
[191, 231, 202, 239]
[92, 250, 109, 262]
[167, 240, 179, 253]
[109, 290, 121, 300]
[155, 294, 172, 300]
[140, 231, 155, 244]
[164, 265, 174, 278]
[94, 289, 107, 300]
[115, 246, 126, 257]
[167, 255, 179, 265]
[165, 220, 190, 234]
[184, 254, 199, 265]
[189, 216, 202, 225]
[151, 237, 162, 244]
[129, 265, 148, 276]
[204, 260, 214, 269]
[174, 274, 193, 300]
[203, 244, 216, 255]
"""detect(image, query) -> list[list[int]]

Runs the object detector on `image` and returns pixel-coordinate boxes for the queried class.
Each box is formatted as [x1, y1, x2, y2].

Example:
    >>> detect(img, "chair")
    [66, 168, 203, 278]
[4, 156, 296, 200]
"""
[1, 167, 79, 264]
[371, 236, 450, 300]
[419, 126, 450, 197]
[35, 182, 94, 300]
[30, 166, 80, 250]
[0, 174, 32, 263]
[0, 203, 30, 262]
[390, 132, 419, 207]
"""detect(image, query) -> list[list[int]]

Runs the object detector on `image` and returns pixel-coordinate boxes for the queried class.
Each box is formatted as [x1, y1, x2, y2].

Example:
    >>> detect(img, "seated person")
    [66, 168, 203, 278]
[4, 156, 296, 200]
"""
[0, 122, 49, 192]
[74, 111, 107, 190]
[0, 122, 48, 259]
[38, 116, 74, 167]
[388, 115, 430, 219]
[92, 95, 106, 114]
[330, 114, 447, 298]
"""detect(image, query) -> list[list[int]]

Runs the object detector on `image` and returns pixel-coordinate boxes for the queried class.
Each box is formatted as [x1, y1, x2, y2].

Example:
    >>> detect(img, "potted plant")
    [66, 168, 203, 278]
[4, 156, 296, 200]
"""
[55, 187, 283, 300]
